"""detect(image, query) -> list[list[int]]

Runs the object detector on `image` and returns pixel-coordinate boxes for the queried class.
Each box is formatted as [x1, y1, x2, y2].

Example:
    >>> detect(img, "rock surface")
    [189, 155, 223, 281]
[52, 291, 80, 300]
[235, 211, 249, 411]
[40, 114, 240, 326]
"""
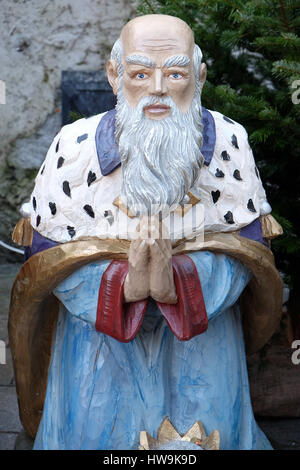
[0, 0, 137, 261]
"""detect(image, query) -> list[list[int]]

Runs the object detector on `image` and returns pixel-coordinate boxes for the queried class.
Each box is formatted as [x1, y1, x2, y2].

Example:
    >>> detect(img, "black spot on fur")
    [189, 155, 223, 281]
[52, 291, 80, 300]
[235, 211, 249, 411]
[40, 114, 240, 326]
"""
[247, 199, 257, 213]
[67, 226, 76, 238]
[223, 116, 234, 124]
[32, 197, 37, 211]
[215, 168, 225, 178]
[231, 134, 239, 149]
[84, 204, 95, 218]
[55, 139, 60, 153]
[221, 150, 230, 161]
[233, 169, 242, 181]
[87, 171, 96, 186]
[36, 215, 41, 226]
[77, 133, 88, 144]
[63, 181, 71, 197]
[224, 211, 234, 224]
[104, 210, 114, 225]
[41, 165, 45, 175]
[57, 157, 65, 169]
[211, 190, 220, 204]
[49, 202, 57, 215]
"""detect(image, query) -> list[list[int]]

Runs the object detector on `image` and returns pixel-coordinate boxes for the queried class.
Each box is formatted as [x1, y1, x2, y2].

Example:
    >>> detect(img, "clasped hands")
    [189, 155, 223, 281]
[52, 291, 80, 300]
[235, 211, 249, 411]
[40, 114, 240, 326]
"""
[124, 216, 177, 304]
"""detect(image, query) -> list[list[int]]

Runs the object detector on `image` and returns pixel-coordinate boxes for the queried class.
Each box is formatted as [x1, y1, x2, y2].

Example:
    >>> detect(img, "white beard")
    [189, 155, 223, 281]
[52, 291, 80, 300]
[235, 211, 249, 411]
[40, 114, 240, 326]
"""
[115, 80, 204, 216]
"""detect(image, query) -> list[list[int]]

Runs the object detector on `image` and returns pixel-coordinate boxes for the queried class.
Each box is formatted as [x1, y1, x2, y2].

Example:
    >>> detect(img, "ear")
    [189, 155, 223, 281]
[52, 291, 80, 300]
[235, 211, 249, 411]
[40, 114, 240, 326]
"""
[106, 59, 119, 95]
[199, 63, 207, 91]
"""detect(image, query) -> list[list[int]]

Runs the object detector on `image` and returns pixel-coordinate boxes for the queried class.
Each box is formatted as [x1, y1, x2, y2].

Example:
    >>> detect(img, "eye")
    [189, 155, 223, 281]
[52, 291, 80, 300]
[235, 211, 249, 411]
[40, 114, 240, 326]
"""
[136, 73, 147, 79]
[170, 72, 182, 79]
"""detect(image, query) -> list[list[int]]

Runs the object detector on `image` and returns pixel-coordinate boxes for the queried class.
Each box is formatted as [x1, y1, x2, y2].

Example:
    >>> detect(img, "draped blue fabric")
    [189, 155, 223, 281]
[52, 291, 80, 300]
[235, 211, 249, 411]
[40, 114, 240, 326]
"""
[34, 252, 272, 450]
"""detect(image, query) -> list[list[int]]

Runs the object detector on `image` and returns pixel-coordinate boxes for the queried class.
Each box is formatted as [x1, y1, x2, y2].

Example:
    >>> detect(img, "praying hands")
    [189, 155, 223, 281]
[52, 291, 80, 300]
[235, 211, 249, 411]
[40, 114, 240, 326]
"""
[124, 216, 177, 304]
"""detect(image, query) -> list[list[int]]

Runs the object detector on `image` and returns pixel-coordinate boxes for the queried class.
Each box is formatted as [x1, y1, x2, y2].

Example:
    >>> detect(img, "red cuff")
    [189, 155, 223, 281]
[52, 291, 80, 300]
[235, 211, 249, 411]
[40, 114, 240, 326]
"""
[156, 255, 208, 341]
[96, 255, 208, 343]
[95, 260, 148, 342]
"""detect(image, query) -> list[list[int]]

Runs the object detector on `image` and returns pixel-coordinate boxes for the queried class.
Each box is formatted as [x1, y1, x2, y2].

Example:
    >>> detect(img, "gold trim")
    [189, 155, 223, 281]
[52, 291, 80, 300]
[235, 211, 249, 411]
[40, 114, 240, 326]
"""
[113, 196, 135, 219]
[260, 214, 283, 240]
[12, 217, 33, 246]
[113, 192, 200, 218]
[187, 190, 200, 206]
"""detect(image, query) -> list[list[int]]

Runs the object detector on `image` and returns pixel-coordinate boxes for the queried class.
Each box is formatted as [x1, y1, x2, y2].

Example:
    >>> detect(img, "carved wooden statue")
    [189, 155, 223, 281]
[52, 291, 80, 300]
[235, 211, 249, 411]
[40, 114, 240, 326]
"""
[9, 14, 283, 450]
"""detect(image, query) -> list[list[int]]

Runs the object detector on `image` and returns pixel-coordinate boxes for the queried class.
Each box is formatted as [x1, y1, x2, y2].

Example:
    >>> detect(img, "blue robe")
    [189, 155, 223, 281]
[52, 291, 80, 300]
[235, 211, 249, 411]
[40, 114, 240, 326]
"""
[33, 251, 272, 450]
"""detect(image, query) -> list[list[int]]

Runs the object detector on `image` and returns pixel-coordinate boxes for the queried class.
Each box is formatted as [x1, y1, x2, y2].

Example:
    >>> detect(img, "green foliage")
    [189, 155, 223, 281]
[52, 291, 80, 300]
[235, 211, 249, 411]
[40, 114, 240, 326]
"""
[136, 0, 300, 289]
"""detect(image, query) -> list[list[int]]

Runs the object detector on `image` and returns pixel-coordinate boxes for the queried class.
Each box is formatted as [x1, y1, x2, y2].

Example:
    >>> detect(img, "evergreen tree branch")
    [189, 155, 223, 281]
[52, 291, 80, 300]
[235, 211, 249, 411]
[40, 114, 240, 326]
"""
[272, 59, 300, 77]
[222, 0, 242, 12]
[143, 0, 156, 14]
[279, 0, 291, 32]
[134, 0, 300, 293]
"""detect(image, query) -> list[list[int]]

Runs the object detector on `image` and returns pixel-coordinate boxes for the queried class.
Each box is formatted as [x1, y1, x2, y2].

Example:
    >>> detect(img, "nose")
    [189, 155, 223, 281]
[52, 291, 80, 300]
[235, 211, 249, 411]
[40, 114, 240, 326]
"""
[151, 69, 167, 96]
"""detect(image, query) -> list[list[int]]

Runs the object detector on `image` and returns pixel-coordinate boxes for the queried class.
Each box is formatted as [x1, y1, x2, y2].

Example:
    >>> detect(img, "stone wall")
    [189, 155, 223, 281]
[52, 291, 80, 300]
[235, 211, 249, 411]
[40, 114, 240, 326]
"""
[0, 0, 137, 262]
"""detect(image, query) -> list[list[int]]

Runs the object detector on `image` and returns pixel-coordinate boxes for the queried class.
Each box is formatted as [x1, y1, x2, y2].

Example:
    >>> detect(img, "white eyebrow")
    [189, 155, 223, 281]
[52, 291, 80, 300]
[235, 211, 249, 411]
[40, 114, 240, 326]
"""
[125, 54, 155, 68]
[163, 55, 191, 68]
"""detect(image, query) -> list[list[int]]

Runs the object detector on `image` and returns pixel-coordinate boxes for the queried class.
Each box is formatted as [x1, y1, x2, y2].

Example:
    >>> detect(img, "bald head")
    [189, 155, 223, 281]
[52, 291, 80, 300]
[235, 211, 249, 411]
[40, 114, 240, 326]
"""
[106, 14, 206, 113]
[121, 15, 195, 58]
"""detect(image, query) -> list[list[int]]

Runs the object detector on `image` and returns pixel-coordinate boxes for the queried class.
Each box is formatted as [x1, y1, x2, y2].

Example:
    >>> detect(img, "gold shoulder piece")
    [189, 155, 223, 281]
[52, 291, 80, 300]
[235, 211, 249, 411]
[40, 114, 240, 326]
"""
[187, 191, 200, 206]
[12, 217, 33, 246]
[260, 214, 283, 240]
[113, 196, 135, 219]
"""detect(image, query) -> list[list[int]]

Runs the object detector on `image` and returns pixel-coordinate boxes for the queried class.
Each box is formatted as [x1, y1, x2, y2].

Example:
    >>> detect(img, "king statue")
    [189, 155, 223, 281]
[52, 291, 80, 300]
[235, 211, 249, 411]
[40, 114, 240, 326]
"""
[9, 14, 283, 450]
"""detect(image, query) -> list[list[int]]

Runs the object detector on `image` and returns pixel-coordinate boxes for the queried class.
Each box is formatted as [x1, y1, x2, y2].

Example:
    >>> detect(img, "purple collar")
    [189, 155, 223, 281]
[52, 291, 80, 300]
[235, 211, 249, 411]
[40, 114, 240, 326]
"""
[95, 107, 216, 176]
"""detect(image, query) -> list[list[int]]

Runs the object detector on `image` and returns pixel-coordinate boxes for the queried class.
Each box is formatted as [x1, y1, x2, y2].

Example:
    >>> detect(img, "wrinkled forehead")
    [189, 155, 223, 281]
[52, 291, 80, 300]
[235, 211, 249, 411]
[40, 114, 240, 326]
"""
[121, 17, 195, 61]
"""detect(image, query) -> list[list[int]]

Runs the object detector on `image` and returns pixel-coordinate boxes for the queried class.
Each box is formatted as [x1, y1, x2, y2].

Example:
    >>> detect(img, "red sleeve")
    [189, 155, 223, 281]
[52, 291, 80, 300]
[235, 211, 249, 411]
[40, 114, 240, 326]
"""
[95, 260, 148, 342]
[96, 255, 207, 343]
[156, 254, 208, 341]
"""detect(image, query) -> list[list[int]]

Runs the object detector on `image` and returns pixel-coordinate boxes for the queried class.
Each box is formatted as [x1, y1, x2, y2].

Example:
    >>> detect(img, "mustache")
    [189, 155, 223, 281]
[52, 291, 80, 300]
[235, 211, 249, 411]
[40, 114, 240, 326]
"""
[135, 95, 176, 109]
[134, 96, 178, 116]
[116, 94, 198, 145]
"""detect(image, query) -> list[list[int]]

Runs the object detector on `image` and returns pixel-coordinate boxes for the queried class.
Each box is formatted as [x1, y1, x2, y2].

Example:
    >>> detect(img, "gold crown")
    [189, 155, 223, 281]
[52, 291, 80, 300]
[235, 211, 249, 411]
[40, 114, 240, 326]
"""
[139, 417, 220, 450]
